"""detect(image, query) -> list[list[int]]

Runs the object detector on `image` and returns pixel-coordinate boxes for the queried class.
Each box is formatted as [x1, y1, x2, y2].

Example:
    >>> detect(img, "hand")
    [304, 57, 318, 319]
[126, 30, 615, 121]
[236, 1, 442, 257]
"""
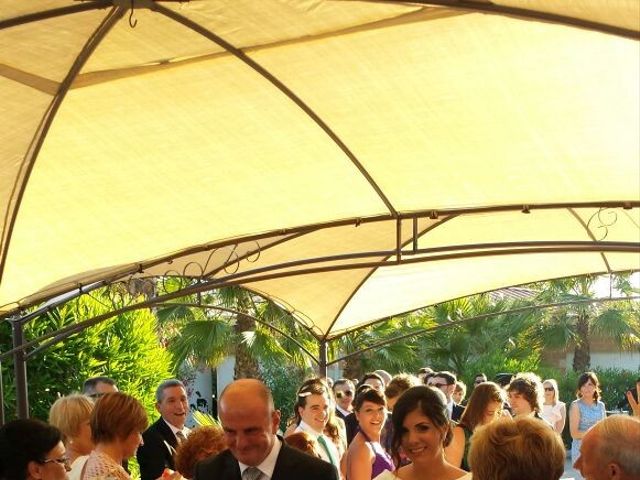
[626, 386, 639, 417]
[156, 469, 183, 480]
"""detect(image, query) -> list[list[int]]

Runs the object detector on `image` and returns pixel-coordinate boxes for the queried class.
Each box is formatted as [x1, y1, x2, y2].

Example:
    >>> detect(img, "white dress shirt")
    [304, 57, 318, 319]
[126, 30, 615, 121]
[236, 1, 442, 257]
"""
[238, 436, 282, 480]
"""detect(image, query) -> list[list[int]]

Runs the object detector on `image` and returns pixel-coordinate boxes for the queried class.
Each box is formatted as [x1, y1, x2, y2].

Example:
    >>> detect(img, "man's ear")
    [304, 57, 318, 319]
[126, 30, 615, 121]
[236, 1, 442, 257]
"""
[27, 461, 44, 480]
[155, 402, 161, 414]
[608, 463, 622, 479]
[272, 409, 281, 434]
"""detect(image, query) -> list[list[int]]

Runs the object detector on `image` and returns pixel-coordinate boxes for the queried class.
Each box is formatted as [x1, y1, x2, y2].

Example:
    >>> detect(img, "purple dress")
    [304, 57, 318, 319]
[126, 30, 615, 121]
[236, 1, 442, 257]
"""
[361, 430, 394, 479]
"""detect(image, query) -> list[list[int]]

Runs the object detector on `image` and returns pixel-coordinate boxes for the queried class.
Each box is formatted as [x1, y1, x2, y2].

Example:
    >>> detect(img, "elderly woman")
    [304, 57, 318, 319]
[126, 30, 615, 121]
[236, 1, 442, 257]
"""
[0, 418, 69, 480]
[81, 392, 147, 480]
[48, 394, 94, 472]
[373, 386, 471, 480]
[174, 425, 226, 479]
[445, 382, 506, 470]
[468, 416, 565, 480]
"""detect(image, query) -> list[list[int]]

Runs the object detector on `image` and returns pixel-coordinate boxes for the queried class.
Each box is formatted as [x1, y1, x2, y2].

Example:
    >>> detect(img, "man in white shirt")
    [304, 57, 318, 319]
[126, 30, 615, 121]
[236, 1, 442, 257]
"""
[194, 379, 338, 480]
[293, 380, 341, 469]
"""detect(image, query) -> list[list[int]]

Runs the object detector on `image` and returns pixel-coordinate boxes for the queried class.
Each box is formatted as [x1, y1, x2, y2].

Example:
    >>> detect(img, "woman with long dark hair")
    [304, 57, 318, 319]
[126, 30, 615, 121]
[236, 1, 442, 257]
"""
[444, 382, 506, 470]
[569, 371, 606, 467]
[373, 386, 470, 480]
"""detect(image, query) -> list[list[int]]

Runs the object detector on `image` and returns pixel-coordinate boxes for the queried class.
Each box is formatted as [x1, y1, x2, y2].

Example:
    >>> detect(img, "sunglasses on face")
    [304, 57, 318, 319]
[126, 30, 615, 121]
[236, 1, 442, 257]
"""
[544, 387, 555, 392]
[335, 390, 353, 399]
[430, 383, 448, 389]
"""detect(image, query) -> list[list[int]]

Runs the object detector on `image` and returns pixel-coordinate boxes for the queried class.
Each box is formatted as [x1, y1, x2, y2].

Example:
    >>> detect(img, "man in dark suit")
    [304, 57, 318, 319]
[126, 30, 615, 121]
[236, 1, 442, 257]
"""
[137, 379, 190, 480]
[194, 379, 338, 480]
[427, 371, 465, 422]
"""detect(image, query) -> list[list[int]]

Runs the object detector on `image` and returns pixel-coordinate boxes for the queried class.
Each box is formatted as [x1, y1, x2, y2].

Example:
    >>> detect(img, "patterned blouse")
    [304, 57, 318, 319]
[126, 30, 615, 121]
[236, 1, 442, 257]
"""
[82, 451, 130, 480]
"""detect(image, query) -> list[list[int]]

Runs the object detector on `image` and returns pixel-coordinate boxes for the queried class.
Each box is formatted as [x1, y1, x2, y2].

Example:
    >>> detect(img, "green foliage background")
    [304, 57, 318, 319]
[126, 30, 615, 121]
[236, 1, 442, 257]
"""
[0, 293, 173, 421]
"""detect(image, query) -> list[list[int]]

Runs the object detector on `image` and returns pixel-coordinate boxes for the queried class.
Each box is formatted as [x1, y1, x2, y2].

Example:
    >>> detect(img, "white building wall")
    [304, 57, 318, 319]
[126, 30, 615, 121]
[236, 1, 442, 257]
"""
[566, 351, 640, 371]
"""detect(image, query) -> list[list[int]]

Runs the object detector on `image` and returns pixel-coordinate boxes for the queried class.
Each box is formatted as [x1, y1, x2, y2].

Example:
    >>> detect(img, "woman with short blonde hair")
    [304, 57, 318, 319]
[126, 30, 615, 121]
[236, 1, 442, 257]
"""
[48, 394, 95, 477]
[468, 416, 565, 480]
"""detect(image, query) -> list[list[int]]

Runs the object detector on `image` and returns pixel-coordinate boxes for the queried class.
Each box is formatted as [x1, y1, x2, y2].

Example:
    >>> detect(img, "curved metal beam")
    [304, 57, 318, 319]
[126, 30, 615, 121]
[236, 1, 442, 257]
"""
[152, 2, 397, 217]
[0, 6, 123, 288]
[328, 295, 640, 364]
[406, 0, 640, 39]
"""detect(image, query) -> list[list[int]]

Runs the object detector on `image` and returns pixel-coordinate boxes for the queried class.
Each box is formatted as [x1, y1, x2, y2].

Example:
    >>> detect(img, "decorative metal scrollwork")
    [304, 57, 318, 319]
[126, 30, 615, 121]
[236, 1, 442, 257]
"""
[586, 208, 618, 241]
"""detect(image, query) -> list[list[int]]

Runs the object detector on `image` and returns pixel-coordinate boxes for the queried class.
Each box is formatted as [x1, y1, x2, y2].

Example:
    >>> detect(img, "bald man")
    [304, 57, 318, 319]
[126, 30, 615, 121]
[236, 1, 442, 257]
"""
[194, 379, 338, 480]
[574, 415, 640, 480]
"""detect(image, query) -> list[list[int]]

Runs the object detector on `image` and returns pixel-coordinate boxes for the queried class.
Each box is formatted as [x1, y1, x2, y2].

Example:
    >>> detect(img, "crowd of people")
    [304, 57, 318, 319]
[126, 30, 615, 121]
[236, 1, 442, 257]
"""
[1, 369, 639, 480]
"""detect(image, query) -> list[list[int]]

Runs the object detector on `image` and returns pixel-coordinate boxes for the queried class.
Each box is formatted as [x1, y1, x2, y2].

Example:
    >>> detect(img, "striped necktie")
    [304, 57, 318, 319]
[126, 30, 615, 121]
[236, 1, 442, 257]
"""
[175, 430, 187, 444]
[317, 434, 337, 467]
[242, 467, 266, 480]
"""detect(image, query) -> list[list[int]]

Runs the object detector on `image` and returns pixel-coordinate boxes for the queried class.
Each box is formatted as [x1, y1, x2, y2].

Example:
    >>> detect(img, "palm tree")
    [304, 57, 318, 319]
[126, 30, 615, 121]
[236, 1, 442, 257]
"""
[416, 294, 541, 376]
[531, 274, 640, 372]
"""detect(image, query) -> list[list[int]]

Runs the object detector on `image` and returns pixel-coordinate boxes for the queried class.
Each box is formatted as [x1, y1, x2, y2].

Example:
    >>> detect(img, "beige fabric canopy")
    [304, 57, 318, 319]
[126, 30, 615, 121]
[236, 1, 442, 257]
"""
[1, 0, 639, 339]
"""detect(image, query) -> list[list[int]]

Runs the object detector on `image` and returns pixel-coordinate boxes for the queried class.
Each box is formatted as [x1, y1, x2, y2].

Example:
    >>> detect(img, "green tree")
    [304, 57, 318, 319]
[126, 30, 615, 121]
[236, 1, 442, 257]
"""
[0, 290, 173, 420]
[531, 274, 640, 372]
[415, 294, 542, 378]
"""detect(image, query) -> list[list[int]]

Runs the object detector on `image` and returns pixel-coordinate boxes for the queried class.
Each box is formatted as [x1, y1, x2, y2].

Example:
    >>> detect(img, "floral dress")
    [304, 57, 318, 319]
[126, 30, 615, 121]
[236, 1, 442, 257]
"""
[82, 451, 130, 480]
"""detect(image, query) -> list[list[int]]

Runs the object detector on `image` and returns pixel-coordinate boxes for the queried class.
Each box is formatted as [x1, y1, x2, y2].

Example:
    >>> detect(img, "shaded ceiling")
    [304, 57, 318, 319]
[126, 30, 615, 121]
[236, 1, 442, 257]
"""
[1, 0, 639, 339]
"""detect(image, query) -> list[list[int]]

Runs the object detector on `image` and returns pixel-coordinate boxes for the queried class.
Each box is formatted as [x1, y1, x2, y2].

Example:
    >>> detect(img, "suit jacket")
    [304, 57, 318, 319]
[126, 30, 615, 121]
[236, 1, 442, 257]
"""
[193, 440, 338, 480]
[344, 412, 359, 445]
[452, 403, 465, 422]
[137, 418, 179, 480]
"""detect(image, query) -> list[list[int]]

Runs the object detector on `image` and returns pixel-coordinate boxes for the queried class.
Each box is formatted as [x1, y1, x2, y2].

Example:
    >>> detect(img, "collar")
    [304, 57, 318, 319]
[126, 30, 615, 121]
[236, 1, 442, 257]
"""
[336, 405, 351, 417]
[296, 420, 323, 437]
[238, 436, 281, 479]
[162, 418, 190, 440]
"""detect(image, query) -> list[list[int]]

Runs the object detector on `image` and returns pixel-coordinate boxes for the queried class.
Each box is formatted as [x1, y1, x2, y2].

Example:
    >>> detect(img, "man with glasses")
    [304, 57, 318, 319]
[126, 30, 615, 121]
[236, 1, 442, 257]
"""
[333, 378, 355, 421]
[427, 371, 465, 421]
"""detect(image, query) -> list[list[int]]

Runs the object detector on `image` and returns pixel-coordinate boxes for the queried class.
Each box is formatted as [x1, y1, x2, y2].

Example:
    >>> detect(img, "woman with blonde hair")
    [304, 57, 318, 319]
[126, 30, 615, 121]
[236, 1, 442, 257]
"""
[541, 379, 566, 434]
[445, 382, 506, 471]
[81, 392, 148, 480]
[48, 394, 94, 474]
[468, 416, 565, 480]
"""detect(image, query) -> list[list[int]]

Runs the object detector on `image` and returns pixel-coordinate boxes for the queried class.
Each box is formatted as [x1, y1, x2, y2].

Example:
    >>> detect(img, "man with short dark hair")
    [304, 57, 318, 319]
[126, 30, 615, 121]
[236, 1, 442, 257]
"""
[82, 376, 118, 398]
[574, 415, 640, 480]
[473, 373, 488, 388]
[427, 371, 464, 421]
[194, 379, 338, 480]
[137, 379, 190, 480]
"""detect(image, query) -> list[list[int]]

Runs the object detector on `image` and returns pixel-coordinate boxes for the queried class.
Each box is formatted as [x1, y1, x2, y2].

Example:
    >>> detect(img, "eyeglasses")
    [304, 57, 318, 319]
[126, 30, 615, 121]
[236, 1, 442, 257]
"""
[544, 387, 555, 392]
[41, 457, 70, 468]
[335, 390, 353, 399]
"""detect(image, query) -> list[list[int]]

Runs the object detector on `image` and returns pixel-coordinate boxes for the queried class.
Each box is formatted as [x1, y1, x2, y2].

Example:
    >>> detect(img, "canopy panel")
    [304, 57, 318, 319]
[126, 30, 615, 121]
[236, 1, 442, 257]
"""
[1, 0, 638, 339]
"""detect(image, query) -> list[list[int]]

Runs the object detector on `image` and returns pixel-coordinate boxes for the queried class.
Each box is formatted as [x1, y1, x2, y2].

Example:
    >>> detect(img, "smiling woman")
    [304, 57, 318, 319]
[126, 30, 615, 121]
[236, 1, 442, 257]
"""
[345, 386, 393, 480]
[0, 419, 68, 480]
[374, 386, 471, 480]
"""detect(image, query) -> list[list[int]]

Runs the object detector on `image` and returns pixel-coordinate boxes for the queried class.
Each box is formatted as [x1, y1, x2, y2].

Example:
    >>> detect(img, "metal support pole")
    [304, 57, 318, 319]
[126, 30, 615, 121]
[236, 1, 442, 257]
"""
[12, 321, 29, 419]
[318, 339, 328, 379]
[0, 359, 5, 426]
